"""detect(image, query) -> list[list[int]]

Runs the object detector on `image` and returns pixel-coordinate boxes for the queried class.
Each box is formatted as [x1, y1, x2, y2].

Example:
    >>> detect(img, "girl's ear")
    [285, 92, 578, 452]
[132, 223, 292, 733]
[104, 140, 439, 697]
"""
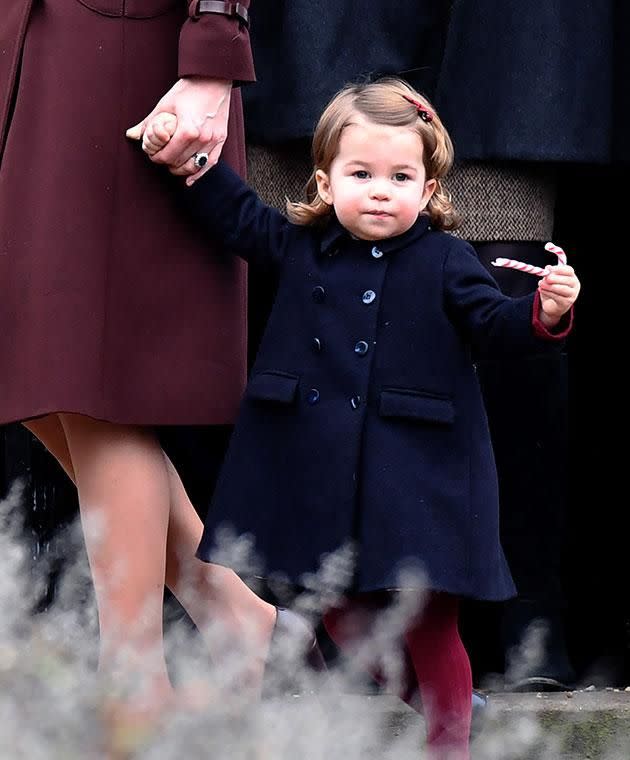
[420, 178, 437, 211]
[315, 169, 333, 205]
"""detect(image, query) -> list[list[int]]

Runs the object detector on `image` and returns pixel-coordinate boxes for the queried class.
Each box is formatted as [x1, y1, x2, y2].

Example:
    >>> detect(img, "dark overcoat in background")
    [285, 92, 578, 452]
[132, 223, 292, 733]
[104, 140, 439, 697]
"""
[435, 0, 627, 163]
[192, 163, 569, 601]
[244, 0, 627, 163]
[0, 0, 253, 426]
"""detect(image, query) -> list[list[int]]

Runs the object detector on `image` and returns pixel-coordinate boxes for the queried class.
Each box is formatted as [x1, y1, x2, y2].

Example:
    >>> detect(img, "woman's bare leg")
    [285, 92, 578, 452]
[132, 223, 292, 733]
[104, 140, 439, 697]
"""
[23, 413, 75, 480]
[23, 415, 276, 674]
[56, 412, 173, 705]
[161, 451, 276, 654]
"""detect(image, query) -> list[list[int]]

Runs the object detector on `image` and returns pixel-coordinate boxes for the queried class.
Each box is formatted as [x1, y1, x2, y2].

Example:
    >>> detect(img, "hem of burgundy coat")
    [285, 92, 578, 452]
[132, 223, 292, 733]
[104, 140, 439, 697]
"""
[1, 404, 240, 428]
[531, 290, 574, 340]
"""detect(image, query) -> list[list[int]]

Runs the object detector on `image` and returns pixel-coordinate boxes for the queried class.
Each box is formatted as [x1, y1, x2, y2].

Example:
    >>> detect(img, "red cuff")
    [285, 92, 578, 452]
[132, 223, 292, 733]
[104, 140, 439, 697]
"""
[531, 290, 574, 340]
[179, 14, 255, 84]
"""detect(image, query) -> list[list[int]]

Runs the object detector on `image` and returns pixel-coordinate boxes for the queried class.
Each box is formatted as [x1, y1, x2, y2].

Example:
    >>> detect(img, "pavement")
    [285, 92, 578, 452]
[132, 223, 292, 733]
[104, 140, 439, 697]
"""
[359, 688, 630, 759]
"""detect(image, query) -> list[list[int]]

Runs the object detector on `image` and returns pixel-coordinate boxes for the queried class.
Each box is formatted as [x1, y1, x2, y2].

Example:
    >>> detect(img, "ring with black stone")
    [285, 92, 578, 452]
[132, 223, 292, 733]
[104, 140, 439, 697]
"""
[193, 152, 209, 169]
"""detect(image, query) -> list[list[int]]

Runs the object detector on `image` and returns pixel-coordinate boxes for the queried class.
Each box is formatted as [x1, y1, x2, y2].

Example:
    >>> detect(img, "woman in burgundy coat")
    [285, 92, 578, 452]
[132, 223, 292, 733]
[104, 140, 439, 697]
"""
[0, 0, 280, 729]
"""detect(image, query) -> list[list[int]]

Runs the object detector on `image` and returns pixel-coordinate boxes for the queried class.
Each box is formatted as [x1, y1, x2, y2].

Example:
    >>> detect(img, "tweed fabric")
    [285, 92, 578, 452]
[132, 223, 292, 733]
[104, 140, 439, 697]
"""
[246, 144, 556, 242]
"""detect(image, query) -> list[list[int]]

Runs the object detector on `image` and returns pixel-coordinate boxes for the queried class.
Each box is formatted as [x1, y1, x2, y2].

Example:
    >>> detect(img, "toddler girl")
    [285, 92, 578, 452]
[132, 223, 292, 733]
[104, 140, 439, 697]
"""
[137, 78, 580, 759]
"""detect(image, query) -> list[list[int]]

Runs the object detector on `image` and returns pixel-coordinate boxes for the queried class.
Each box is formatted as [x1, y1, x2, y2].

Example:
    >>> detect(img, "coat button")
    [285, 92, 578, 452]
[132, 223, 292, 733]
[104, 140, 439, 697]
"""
[307, 388, 320, 405]
[312, 285, 326, 303]
[371, 246, 383, 259]
[312, 337, 322, 353]
[362, 290, 376, 304]
[354, 340, 369, 356]
[350, 395, 361, 409]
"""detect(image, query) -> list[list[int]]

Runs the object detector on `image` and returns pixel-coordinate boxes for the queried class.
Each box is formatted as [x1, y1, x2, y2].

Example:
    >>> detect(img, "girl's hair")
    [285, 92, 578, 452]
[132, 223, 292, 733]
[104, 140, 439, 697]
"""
[287, 77, 459, 231]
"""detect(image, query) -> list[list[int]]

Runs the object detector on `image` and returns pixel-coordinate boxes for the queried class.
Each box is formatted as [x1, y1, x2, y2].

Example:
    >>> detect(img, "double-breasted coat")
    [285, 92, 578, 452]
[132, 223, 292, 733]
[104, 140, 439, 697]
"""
[191, 163, 571, 601]
[0, 0, 253, 426]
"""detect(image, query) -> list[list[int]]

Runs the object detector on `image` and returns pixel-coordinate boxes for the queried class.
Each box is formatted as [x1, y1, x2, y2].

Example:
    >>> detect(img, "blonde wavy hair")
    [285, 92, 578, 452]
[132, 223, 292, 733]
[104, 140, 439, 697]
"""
[287, 77, 459, 231]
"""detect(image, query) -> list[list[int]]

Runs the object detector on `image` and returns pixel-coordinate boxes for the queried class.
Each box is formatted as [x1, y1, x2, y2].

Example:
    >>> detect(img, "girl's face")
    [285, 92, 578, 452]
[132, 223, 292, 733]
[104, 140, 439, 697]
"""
[315, 115, 436, 240]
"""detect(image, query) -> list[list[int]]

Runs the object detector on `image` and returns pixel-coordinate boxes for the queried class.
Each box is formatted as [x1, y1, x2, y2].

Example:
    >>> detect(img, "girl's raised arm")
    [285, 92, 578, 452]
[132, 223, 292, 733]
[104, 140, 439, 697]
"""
[184, 160, 294, 270]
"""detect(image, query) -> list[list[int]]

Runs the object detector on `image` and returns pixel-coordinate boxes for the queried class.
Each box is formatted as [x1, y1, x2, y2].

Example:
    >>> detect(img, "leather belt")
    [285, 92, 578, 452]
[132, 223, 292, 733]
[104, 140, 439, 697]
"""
[189, 1, 249, 27]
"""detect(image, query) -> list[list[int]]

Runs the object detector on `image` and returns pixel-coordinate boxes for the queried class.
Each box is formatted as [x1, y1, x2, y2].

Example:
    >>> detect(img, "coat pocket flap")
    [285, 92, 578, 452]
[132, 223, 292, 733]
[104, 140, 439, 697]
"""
[247, 372, 299, 404]
[379, 389, 454, 425]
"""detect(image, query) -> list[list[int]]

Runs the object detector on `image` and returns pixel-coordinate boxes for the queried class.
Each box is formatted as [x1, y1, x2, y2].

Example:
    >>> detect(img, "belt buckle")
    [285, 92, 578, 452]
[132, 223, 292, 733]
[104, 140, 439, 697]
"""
[189, 1, 250, 27]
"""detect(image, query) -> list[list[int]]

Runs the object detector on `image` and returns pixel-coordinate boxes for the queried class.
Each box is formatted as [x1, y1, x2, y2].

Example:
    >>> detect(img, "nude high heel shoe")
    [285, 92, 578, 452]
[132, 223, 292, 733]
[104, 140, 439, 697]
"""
[262, 607, 327, 698]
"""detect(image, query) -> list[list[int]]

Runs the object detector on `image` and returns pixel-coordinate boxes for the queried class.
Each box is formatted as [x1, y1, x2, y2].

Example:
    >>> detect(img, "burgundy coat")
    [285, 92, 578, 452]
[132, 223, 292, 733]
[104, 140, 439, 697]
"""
[0, 0, 253, 425]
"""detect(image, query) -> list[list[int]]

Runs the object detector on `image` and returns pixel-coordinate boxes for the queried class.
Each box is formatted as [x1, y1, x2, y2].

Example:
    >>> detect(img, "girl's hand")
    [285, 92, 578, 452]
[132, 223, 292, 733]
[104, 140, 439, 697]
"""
[538, 264, 581, 326]
[136, 112, 177, 157]
[126, 77, 232, 185]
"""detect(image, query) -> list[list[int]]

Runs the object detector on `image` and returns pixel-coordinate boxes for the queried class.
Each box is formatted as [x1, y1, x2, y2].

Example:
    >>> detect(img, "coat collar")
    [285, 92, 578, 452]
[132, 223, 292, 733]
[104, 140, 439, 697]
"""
[319, 214, 432, 257]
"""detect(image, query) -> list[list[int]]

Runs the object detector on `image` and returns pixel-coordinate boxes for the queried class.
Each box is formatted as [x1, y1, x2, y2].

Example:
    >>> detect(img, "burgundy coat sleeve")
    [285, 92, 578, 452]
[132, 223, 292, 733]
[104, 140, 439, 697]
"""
[179, 1, 255, 84]
[531, 290, 574, 340]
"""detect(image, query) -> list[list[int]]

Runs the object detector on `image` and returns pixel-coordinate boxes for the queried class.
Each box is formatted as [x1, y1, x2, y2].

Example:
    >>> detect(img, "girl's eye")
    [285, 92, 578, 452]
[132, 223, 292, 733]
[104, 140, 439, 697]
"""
[353, 170, 369, 179]
[394, 173, 409, 182]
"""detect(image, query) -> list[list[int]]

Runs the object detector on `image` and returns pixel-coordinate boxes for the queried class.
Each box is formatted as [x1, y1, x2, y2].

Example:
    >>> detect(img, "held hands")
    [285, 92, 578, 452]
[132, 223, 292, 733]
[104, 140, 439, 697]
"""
[537, 264, 581, 328]
[125, 77, 232, 185]
[137, 112, 177, 156]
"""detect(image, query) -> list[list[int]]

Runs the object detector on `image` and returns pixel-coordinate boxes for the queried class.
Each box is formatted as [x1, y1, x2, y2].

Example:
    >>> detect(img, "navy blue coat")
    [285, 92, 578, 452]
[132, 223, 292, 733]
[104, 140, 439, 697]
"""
[191, 163, 568, 601]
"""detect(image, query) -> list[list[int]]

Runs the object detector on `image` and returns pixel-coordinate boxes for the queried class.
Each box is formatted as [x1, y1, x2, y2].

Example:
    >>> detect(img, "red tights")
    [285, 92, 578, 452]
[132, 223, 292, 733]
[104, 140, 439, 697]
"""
[323, 591, 472, 760]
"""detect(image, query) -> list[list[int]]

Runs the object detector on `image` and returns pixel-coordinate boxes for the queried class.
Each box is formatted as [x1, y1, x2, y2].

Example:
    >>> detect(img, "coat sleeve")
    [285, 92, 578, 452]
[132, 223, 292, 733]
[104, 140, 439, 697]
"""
[443, 239, 569, 359]
[183, 160, 294, 270]
[179, 1, 255, 85]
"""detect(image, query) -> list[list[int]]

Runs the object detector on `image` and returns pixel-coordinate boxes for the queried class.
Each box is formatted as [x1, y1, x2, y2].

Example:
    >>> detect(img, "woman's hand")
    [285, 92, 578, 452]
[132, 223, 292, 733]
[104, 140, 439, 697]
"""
[126, 77, 232, 185]
[538, 264, 581, 327]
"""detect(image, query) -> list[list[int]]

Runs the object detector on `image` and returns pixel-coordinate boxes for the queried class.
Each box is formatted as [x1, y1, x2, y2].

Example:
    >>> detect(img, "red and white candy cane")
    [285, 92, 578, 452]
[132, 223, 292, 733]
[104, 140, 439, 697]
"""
[491, 241, 567, 277]
[543, 241, 567, 265]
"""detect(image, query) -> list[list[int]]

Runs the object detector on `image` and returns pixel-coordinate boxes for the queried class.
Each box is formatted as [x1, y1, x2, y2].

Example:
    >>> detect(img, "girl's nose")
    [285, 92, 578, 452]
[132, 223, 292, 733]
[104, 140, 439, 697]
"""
[369, 180, 390, 200]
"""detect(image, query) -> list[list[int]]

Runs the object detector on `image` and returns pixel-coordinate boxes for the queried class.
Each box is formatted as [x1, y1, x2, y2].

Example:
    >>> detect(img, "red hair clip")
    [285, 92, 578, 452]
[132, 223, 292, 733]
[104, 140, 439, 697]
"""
[402, 94, 434, 122]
